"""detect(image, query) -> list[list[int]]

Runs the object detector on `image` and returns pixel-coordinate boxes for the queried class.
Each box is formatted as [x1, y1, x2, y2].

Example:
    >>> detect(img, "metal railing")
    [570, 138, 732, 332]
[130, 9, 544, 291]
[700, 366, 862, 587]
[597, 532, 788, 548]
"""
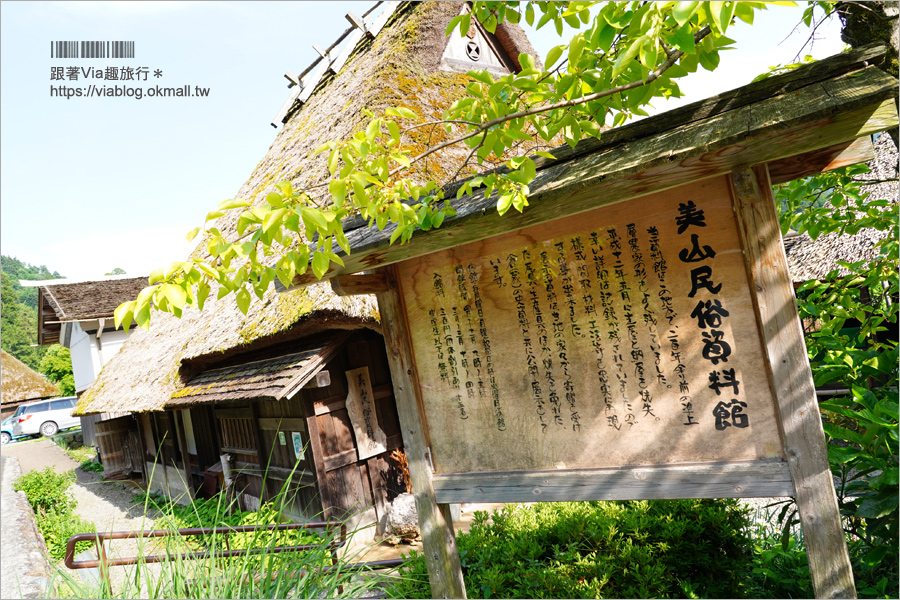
[65, 521, 403, 593]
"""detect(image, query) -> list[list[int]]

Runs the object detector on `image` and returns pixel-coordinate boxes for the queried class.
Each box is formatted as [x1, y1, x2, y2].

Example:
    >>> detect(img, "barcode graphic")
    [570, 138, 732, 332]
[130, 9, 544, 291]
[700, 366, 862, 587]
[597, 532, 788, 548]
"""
[51, 41, 134, 59]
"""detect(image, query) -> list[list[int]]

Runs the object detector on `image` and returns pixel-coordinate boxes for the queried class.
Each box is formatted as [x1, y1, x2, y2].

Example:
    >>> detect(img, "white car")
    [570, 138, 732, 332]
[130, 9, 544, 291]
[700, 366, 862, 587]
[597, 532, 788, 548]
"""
[11, 397, 80, 437]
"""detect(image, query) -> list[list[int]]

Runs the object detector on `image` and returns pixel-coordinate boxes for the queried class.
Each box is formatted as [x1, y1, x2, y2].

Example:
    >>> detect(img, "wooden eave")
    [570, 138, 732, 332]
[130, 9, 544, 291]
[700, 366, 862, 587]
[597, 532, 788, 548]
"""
[165, 331, 350, 408]
[38, 291, 62, 346]
[290, 44, 898, 287]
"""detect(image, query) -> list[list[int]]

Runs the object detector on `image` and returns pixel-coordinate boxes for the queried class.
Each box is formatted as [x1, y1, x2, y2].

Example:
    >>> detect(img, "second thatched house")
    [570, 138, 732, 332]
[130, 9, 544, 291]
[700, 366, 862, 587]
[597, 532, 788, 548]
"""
[74, 1, 541, 536]
[1, 349, 59, 422]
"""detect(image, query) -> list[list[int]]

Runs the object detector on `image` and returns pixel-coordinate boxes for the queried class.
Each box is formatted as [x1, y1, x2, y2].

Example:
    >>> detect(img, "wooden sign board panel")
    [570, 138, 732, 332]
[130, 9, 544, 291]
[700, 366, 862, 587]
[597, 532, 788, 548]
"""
[344, 366, 387, 460]
[398, 176, 784, 474]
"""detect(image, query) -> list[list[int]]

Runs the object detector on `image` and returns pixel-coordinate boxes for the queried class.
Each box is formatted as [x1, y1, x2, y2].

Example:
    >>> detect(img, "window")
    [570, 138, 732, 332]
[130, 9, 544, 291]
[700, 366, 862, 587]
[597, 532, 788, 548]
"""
[219, 417, 257, 453]
[50, 399, 74, 410]
[23, 402, 50, 414]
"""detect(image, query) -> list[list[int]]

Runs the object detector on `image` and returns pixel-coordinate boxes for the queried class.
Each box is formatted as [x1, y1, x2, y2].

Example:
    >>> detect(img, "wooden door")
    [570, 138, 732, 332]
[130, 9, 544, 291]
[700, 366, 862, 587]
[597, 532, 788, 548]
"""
[95, 415, 141, 475]
[305, 369, 404, 533]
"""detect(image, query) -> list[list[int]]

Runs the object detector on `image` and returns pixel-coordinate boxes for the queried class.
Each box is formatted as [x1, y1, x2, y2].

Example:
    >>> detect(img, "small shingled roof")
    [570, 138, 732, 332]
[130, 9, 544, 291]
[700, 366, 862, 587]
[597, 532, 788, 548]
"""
[168, 331, 349, 407]
[1, 350, 59, 405]
[38, 277, 148, 322]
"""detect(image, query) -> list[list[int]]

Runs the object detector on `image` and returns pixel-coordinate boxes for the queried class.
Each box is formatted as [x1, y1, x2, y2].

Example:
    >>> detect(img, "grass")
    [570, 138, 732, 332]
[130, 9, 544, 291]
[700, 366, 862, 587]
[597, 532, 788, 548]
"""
[49, 431, 97, 465]
[44, 458, 400, 599]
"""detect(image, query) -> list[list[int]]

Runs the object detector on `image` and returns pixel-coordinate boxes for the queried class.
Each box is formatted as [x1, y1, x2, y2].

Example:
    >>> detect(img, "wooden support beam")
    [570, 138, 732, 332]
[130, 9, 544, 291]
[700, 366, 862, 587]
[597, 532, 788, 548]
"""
[284, 70, 301, 89]
[433, 461, 794, 504]
[346, 11, 372, 38]
[375, 265, 466, 599]
[304, 397, 334, 518]
[173, 410, 196, 500]
[258, 417, 306, 432]
[330, 273, 390, 296]
[368, 1, 399, 37]
[730, 164, 856, 599]
[290, 63, 897, 287]
[766, 136, 875, 185]
[250, 402, 267, 502]
[304, 370, 332, 389]
[271, 85, 303, 128]
[312, 43, 331, 62]
[328, 28, 364, 75]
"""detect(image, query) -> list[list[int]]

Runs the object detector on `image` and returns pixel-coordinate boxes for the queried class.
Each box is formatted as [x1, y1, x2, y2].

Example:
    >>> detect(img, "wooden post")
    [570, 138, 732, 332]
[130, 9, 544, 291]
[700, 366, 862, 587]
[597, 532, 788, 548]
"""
[375, 265, 467, 599]
[250, 402, 268, 503]
[304, 397, 334, 518]
[173, 410, 195, 500]
[730, 164, 856, 599]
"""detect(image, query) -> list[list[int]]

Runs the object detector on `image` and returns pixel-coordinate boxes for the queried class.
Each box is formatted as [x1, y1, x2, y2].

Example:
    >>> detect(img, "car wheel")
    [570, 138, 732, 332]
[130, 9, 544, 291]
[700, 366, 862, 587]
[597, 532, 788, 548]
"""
[1, 432, 10, 445]
[40, 421, 59, 437]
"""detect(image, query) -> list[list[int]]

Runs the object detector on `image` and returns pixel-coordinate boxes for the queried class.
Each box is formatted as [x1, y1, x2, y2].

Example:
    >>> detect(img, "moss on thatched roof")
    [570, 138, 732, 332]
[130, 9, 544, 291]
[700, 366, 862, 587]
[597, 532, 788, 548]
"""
[785, 132, 898, 283]
[76, 1, 540, 416]
[1, 350, 59, 405]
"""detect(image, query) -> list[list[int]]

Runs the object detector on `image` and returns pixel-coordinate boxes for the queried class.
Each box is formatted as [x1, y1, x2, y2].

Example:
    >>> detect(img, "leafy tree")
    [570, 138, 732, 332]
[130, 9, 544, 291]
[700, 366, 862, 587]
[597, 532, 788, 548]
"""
[773, 140, 898, 596]
[115, 0, 780, 330]
[39, 344, 75, 397]
[1, 256, 63, 369]
[1, 271, 42, 369]
[105, 267, 126, 276]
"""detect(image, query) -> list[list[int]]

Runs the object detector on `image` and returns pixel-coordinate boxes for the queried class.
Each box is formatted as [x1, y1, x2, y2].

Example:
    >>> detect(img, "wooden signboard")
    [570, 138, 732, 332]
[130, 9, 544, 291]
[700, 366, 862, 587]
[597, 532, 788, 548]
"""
[375, 169, 856, 599]
[331, 48, 899, 599]
[399, 176, 783, 476]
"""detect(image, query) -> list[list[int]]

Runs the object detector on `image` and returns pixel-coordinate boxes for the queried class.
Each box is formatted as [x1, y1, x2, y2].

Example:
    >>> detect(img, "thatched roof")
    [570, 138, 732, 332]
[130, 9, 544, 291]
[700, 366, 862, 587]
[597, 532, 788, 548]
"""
[34, 277, 148, 345]
[1, 350, 59, 405]
[784, 132, 898, 283]
[77, 1, 540, 416]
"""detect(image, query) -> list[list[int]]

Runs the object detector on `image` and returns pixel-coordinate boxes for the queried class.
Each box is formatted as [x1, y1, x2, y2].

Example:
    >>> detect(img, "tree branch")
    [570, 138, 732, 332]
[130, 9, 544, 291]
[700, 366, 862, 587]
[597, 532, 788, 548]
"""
[391, 25, 712, 177]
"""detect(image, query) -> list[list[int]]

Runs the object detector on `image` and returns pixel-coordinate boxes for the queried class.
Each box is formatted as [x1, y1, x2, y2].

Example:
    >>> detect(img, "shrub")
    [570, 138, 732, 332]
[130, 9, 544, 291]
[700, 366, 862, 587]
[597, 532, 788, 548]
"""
[13, 467, 75, 514]
[40, 509, 96, 562]
[388, 499, 755, 599]
[79, 460, 103, 474]
[13, 467, 94, 561]
[746, 521, 813, 599]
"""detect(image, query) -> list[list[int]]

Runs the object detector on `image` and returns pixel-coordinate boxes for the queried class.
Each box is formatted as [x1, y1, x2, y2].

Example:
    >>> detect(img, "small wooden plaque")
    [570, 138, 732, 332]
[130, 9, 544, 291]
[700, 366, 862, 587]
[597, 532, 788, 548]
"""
[344, 367, 387, 460]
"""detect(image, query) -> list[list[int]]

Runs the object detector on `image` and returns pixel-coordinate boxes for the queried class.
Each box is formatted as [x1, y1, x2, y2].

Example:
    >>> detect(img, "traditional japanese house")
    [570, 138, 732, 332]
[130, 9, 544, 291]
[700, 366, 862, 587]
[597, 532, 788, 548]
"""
[74, 1, 541, 537]
[22, 276, 147, 446]
[1, 349, 59, 421]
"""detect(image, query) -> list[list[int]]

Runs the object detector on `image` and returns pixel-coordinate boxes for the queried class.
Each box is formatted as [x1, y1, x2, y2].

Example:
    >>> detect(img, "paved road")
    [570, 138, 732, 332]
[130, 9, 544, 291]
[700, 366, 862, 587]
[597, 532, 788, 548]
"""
[1, 437, 79, 475]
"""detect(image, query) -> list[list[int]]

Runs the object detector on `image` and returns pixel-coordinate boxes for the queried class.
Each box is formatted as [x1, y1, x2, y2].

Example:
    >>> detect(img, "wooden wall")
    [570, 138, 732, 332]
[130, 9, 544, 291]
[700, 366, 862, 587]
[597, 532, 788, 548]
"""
[135, 329, 405, 528]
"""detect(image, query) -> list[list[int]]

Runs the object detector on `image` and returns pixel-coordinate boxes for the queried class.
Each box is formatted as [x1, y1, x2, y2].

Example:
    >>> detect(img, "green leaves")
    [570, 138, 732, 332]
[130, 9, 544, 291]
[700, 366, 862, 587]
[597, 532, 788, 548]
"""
[129, 0, 786, 337]
[328, 179, 347, 207]
[385, 106, 416, 119]
[545, 45, 565, 70]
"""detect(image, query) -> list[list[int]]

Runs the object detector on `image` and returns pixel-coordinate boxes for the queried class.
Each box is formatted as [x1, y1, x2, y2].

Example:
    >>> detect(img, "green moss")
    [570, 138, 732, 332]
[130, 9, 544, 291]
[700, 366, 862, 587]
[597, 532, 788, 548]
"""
[237, 287, 315, 345]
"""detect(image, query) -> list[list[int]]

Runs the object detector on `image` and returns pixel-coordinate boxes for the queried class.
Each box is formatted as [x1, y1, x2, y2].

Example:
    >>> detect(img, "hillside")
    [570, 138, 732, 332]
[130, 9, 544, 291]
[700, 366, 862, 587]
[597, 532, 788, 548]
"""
[1, 256, 62, 370]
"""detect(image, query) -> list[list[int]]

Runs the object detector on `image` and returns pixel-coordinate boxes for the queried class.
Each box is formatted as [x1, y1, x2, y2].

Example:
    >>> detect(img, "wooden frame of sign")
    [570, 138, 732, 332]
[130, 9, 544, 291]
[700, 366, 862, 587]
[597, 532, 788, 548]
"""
[376, 169, 856, 599]
[289, 45, 898, 599]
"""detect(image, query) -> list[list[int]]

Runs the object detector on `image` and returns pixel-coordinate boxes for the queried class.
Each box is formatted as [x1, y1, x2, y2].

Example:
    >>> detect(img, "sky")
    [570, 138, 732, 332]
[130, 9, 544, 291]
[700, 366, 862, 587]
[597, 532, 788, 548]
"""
[0, 1, 845, 282]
